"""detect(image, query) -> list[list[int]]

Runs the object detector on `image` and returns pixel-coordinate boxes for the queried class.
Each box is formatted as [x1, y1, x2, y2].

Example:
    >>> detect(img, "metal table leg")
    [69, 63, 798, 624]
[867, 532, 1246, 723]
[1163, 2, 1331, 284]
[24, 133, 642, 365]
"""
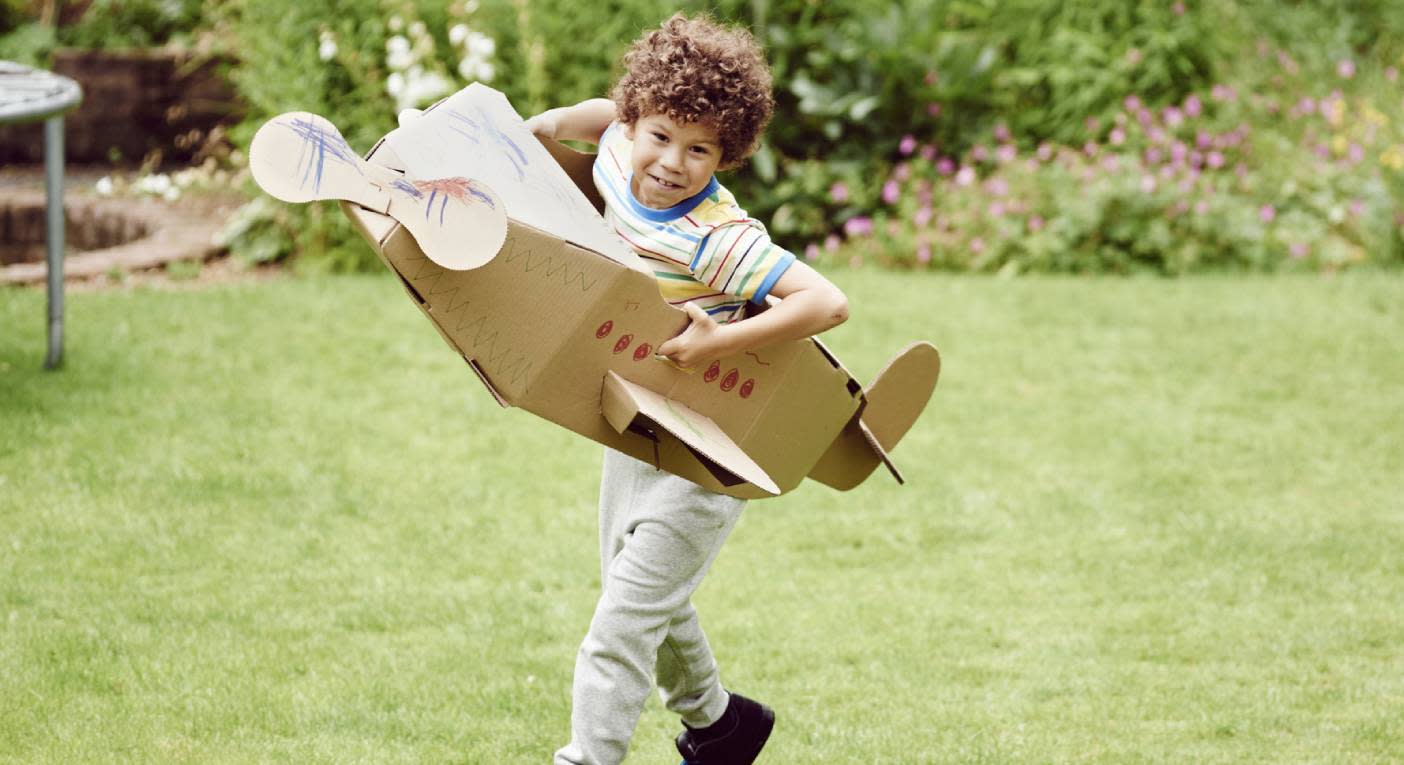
[43, 115, 64, 369]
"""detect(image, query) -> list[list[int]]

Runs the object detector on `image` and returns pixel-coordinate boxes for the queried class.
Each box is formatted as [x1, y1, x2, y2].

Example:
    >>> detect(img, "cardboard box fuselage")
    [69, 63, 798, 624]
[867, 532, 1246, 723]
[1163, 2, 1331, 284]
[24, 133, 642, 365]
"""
[341, 137, 866, 500]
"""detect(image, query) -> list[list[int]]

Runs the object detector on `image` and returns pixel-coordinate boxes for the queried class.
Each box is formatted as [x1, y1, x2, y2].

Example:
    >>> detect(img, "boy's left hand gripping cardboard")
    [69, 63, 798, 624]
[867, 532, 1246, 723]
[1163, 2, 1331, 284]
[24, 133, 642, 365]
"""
[249, 84, 940, 500]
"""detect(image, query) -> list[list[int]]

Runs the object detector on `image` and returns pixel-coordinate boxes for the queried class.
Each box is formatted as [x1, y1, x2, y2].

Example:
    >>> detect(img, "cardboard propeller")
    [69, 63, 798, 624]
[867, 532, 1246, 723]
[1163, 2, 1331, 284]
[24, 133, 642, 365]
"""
[249, 111, 507, 270]
[247, 88, 941, 499]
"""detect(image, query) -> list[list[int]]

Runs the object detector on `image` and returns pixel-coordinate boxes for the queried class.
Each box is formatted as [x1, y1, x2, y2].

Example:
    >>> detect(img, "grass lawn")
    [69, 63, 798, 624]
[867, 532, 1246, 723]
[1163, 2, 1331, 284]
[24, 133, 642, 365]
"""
[1, 269, 1401, 764]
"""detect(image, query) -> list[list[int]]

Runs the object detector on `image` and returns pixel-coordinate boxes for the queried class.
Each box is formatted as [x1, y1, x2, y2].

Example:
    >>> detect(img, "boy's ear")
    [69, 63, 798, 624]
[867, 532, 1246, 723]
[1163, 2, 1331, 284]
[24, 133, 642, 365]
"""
[621, 122, 635, 141]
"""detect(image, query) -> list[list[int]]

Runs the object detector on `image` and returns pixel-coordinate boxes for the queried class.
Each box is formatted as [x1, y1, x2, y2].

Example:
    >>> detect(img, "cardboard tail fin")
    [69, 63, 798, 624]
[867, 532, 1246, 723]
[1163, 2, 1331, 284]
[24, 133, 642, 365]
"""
[807, 341, 941, 491]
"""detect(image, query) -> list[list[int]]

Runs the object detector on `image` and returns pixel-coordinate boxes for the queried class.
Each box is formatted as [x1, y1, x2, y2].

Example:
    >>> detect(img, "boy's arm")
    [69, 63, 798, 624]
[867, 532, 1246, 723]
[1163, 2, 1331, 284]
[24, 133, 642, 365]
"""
[656, 261, 849, 369]
[524, 98, 617, 145]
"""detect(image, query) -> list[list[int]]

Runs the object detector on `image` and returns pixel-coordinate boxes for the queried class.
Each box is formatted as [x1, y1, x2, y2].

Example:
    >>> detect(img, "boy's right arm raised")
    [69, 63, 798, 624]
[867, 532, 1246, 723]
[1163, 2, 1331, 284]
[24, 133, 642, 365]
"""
[524, 98, 617, 145]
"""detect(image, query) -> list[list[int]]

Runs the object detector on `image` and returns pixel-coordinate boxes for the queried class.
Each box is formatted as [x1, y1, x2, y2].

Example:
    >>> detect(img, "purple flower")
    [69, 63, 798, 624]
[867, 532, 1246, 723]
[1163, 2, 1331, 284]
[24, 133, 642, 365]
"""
[996, 144, 1018, 164]
[1184, 94, 1203, 118]
[1137, 108, 1155, 128]
[1110, 127, 1127, 146]
[993, 123, 1012, 143]
[919, 144, 937, 161]
[1171, 142, 1188, 163]
[1289, 242, 1309, 259]
[824, 234, 840, 252]
[1313, 142, 1330, 159]
[1196, 130, 1212, 149]
[1124, 95, 1143, 112]
[882, 180, 901, 205]
[1206, 151, 1225, 169]
[1083, 141, 1099, 157]
[955, 166, 976, 186]
[804, 243, 820, 261]
[1149, 127, 1168, 144]
[1296, 97, 1316, 116]
[843, 216, 874, 237]
[1259, 204, 1276, 223]
[971, 144, 990, 162]
[1145, 147, 1164, 165]
[899, 134, 917, 156]
[1337, 59, 1356, 79]
[1163, 106, 1185, 128]
[937, 157, 956, 176]
[1028, 215, 1045, 232]
[829, 182, 849, 203]
[916, 243, 932, 264]
[1189, 150, 1203, 169]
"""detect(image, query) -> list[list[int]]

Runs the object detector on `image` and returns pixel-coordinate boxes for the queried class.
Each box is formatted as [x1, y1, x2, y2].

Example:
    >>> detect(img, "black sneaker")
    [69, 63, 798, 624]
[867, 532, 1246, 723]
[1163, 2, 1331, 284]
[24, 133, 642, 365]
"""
[676, 691, 775, 765]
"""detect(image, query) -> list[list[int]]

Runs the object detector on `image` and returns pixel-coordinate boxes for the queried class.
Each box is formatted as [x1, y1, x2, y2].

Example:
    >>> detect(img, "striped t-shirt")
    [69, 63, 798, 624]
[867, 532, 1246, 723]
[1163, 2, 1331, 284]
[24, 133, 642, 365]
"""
[593, 121, 795, 325]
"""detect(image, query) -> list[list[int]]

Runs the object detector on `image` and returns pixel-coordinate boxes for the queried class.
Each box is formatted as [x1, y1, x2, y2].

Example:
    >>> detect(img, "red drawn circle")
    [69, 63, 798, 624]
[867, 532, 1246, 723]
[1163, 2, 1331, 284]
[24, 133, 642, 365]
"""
[613, 334, 633, 354]
[703, 361, 721, 383]
[720, 369, 739, 392]
[595, 320, 614, 339]
[739, 378, 755, 398]
[633, 343, 652, 361]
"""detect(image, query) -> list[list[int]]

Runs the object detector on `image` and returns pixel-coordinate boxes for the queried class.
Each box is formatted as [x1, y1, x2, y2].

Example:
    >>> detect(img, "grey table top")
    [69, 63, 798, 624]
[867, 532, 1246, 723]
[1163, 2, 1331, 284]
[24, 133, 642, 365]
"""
[0, 60, 83, 124]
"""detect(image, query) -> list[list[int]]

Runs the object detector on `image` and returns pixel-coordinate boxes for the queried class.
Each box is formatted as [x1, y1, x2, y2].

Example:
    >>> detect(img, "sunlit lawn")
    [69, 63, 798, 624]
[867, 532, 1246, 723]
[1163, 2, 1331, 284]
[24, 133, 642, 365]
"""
[2, 269, 1401, 764]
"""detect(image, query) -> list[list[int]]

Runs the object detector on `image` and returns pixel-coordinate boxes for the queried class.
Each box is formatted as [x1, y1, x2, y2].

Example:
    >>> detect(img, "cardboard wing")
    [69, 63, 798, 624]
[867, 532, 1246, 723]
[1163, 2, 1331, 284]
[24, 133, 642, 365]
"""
[248, 86, 940, 499]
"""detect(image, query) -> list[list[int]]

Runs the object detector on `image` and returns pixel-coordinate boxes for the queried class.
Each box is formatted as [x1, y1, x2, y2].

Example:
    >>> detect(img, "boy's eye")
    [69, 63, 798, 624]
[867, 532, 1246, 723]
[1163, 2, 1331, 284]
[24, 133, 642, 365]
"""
[652, 132, 667, 142]
[690, 145, 710, 155]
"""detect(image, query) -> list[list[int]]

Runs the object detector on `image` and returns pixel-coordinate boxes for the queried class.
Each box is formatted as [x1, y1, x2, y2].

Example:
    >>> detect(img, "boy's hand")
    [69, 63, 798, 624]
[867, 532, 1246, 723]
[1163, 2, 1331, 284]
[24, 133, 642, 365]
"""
[657, 303, 733, 370]
[523, 109, 560, 139]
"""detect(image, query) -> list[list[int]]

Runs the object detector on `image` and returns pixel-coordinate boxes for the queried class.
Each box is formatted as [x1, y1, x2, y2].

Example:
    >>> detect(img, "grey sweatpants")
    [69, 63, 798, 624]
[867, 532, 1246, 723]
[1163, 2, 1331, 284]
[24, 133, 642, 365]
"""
[553, 448, 747, 765]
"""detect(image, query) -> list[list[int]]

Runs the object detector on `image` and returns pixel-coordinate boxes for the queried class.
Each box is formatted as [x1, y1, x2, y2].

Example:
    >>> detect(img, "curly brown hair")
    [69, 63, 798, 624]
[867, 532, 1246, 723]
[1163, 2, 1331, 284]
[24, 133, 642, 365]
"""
[610, 13, 774, 170]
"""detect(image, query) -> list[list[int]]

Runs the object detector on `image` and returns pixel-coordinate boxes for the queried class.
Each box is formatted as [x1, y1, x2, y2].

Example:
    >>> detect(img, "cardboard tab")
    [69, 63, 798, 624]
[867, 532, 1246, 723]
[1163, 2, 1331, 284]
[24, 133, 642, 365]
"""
[602, 371, 780, 496]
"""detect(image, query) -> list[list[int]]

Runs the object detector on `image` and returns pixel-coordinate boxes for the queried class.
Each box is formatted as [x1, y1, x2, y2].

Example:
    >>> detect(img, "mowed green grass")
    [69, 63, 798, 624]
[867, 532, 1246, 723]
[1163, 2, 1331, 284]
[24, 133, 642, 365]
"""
[1, 270, 1401, 764]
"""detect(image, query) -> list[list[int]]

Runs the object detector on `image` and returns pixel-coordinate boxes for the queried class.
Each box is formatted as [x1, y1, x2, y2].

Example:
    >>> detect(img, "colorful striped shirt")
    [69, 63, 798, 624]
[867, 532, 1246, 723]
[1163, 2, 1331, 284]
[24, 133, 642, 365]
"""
[593, 121, 795, 325]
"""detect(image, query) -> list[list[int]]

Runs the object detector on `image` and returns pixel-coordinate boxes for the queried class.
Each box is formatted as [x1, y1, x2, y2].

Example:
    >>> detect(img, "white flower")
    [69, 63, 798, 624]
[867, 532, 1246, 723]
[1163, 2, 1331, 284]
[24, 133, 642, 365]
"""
[464, 0, 479, 12]
[458, 57, 494, 82]
[449, 23, 469, 45]
[403, 69, 452, 107]
[318, 37, 338, 61]
[386, 36, 413, 70]
[386, 35, 410, 56]
[163, 186, 181, 202]
[466, 31, 495, 57]
[95, 176, 113, 196]
[388, 15, 403, 31]
[409, 21, 427, 39]
[387, 71, 406, 97]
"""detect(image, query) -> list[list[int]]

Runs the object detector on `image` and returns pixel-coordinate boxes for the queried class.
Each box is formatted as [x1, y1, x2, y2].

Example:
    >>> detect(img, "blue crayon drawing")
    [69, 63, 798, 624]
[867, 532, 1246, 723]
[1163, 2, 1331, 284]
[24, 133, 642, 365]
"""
[443, 106, 529, 182]
[279, 116, 361, 193]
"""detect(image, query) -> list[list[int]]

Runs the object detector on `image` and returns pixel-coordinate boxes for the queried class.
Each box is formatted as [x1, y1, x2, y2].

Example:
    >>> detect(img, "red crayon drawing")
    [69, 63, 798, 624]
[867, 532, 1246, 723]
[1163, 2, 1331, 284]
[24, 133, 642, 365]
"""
[739, 379, 755, 398]
[720, 369, 739, 392]
[703, 361, 721, 383]
[633, 343, 652, 361]
[613, 334, 634, 354]
[596, 320, 614, 339]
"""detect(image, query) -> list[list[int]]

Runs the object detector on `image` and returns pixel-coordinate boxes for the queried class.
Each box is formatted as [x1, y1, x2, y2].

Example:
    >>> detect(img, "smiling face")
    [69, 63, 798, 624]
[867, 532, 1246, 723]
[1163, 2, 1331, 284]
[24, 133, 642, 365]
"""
[623, 113, 723, 209]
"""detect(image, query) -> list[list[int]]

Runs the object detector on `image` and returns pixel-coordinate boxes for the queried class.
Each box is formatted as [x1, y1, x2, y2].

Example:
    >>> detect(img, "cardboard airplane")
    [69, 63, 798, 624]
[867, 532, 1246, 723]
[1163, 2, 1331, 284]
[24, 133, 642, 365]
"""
[248, 84, 940, 499]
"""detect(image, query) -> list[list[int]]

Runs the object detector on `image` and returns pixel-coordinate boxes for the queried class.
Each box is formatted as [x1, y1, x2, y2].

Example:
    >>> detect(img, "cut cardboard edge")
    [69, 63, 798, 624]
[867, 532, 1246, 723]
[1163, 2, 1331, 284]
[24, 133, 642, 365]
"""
[601, 371, 781, 496]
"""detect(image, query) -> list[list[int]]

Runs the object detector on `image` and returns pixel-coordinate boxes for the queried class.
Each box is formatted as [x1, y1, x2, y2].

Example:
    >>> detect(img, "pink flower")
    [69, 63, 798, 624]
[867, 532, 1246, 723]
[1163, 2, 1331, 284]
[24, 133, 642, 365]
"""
[1313, 143, 1330, 159]
[1171, 142, 1188, 163]
[894, 163, 912, 182]
[924, 70, 939, 85]
[916, 243, 932, 264]
[1259, 204, 1276, 223]
[1028, 215, 1045, 232]
[1145, 147, 1164, 165]
[1196, 130, 1212, 149]
[971, 144, 990, 162]
[1387, 67, 1399, 83]
[1194, 200, 1210, 215]
[954, 166, 976, 186]
[1126, 48, 1143, 66]
[1189, 150, 1203, 169]
[1101, 156, 1120, 172]
[1149, 127, 1168, 144]
[1083, 141, 1099, 157]
[927, 102, 942, 118]
[824, 234, 840, 252]
[829, 182, 849, 203]
[1085, 116, 1101, 133]
[1163, 106, 1185, 128]
[1206, 151, 1225, 169]
[919, 144, 937, 161]
[1140, 175, 1157, 193]
[881, 180, 901, 204]
[996, 144, 1018, 164]
[1337, 59, 1356, 79]
[1036, 142, 1053, 162]
[914, 206, 933, 227]
[899, 134, 917, 156]
[1349, 199, 1366, 217]
[1296, 97, 1316, 116]
[804, 243, 820, 261]
[1235, 163, 1249, 178]
[1184, 94, 1203, 118]
[1211, 84, 1236, 102]
[987, 201, 1006, 218]
[993, 123, 1012, 143]
[1347, 143, 1365, 164]
[1289, 242, 1309, 259]
[969, 237, 986, 254]
[985, 177, 1009, 196]
[1276, 52, 1299, 75]
[843, 216, 874, 237]
[937, 157, 956, 176]
[1109, 127, 1127, 146]
[1124, 95, 1143, 112]
[1172, 1, 1185, 14]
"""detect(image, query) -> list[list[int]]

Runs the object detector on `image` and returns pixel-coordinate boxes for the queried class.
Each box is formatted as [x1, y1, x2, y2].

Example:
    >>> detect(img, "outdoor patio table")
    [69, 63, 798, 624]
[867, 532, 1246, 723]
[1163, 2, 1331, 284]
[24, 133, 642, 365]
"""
[0, 60, 82, 369]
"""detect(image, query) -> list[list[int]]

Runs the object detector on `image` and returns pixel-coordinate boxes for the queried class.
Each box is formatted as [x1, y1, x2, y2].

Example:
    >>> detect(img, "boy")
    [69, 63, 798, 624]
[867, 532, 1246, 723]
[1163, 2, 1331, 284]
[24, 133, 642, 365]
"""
[526, 13, 849, 765]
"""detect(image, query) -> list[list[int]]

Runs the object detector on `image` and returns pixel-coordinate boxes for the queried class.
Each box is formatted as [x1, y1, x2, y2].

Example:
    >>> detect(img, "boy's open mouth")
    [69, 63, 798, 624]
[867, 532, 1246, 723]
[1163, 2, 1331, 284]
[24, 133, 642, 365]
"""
[649, 174, 683, 190]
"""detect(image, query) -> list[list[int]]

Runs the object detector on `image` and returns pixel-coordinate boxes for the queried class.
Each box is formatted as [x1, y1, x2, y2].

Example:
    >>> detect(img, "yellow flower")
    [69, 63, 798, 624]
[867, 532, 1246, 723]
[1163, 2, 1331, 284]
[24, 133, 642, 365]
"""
[1332, 134, 1349, 155]
[1363, 105, 1386, 127]
[1326, 99, 1346, 127]
[1382, 145, 1404, 171]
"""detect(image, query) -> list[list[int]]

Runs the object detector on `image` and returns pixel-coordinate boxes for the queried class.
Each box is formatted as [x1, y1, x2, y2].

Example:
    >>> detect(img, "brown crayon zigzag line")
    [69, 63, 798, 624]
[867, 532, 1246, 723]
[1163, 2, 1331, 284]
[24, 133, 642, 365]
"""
[498, 238, 599, 292]
[402, 255, 535, 389]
